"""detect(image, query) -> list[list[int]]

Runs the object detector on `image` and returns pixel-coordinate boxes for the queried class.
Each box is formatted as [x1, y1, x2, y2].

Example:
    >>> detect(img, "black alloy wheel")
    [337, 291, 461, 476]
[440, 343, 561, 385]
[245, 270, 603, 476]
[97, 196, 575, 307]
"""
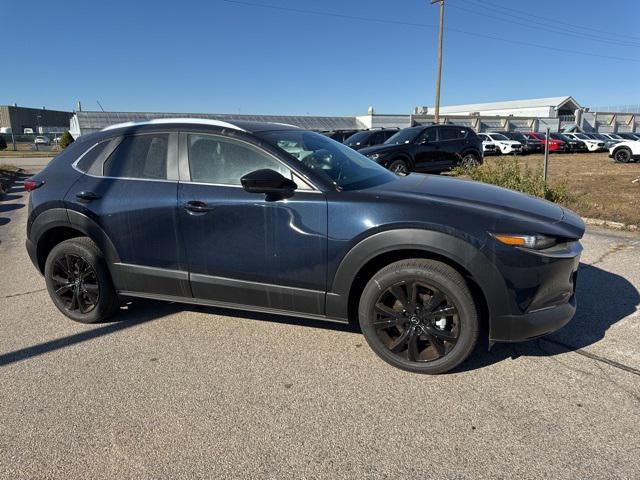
[614, 148, 631, 163]
[50, 253, 99, 314]
[461, 153, 480, 168]
[44, 237, 120, 323]
[372, 280, 459, 362]
[359, 259, 478, 374]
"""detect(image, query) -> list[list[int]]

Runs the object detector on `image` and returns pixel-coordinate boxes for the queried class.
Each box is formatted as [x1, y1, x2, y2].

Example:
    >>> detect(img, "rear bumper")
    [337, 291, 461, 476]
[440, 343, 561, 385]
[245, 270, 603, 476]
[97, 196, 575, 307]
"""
[489, 295, 576, 342]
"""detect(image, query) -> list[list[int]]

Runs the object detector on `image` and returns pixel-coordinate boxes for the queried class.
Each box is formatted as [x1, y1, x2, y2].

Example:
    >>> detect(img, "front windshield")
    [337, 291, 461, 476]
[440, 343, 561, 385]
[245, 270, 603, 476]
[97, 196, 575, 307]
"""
[384, 126, 423, 144]
[490, 133, 509, 141]
[610, 134, 623, 139]
[550, 133, 569, 141]
[257, 130, 396, 190]
[511, 133, 526, 141]
[344, 131, 370, 146]
[574, 133, 589, 139]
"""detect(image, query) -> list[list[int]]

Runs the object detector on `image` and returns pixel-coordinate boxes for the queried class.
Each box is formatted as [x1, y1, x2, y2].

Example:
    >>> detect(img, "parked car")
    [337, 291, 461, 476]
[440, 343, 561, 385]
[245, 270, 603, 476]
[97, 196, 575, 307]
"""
[501, 131, 543, 154]
[523, 132, 565, 152]
[584, 133, 619, 149]
[344, 128, 399, 150]
[477, 134, 500, 156]
[615, 132, 640, 142]
[601, 133, 625, 142]
[483, 132, 523, 155]
[563, 133, 606, 152]
[549, 133, 587, 153]
[24, 118, 585, 374]
[359, 124, 483, 174]
[609, 139, 640, 163]
[323, 129, 360, 143]
[34, 135, 50, 145]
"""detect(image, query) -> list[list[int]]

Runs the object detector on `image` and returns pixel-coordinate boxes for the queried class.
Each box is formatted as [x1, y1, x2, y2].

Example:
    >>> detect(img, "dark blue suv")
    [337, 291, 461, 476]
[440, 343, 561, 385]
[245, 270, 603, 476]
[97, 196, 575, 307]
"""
[25, 119, 584, 373]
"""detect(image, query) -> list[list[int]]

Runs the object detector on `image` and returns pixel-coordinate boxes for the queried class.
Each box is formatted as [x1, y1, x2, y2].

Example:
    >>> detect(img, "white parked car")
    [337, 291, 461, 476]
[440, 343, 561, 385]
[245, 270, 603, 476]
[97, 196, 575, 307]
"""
[477, 134, 500, 155]
[563, 133, 606, 152]
[484, 132, 523, 154]
[609, 140, 640, 163]
[33, 136, 50, 145]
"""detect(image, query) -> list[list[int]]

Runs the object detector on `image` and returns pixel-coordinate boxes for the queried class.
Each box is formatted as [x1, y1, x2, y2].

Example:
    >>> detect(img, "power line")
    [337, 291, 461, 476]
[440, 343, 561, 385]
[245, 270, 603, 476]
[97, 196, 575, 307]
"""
[462, 0, 640, 43]
[219, 0, 640, 63]
[449, 1, 640, 48]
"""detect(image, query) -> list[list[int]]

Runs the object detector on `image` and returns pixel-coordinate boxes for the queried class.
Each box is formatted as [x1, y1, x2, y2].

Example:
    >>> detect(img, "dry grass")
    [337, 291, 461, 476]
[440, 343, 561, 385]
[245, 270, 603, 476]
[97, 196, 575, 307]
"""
[484, 152, 640, 226]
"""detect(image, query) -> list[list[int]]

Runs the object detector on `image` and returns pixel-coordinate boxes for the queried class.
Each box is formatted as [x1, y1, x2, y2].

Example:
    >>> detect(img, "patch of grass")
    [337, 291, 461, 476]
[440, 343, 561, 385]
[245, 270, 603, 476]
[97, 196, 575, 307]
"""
[451, 157, 571, 204]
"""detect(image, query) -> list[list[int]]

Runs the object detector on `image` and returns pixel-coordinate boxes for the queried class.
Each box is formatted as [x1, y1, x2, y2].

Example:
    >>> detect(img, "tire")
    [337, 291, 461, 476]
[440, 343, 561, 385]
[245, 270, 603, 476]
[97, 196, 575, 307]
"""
[613, 148, 632, 163]
[388, 158, 409, 176]
[460, 152, 480, 168]
[44, 237, 120, 323]
[358, 259, 478, 374]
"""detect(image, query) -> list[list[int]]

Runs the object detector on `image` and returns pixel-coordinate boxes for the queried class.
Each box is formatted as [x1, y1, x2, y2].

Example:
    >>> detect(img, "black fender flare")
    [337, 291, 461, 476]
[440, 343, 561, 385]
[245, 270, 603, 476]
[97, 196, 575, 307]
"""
[30, 208, 121, 269]
[326, 228, 509, 322]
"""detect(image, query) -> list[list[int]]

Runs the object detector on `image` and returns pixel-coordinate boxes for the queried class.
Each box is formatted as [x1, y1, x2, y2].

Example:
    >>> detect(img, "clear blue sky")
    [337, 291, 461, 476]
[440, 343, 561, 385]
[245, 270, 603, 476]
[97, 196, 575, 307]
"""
[2, 0, 639, 115]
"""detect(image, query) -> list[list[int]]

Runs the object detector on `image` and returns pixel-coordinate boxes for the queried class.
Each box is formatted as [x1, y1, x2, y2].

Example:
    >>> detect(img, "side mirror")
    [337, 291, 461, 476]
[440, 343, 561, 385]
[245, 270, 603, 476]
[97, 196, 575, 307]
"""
[240, 169, 297, 198]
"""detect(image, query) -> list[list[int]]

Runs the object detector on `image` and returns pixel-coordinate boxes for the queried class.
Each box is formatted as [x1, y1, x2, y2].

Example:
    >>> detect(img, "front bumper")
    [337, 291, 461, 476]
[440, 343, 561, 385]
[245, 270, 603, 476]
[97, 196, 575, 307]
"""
[487, 239, 582, 343]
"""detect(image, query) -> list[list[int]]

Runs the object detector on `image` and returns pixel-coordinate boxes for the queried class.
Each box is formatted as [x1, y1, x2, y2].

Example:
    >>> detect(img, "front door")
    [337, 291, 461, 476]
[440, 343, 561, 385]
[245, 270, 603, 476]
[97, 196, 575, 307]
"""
[178, 132, 327, 315]
[414, 127, 448, 172]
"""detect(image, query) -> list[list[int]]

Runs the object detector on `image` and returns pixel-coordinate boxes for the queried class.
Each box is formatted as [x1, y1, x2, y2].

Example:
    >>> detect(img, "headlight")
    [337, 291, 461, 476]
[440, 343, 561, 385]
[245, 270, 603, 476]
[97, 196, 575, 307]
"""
[492, 234, 557, 250]
[366, 153, 381, 160]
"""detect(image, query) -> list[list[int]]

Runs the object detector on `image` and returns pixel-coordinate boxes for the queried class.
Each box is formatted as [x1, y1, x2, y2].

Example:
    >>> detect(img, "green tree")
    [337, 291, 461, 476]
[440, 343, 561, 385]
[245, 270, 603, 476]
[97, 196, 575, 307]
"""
[59, 131, 74, 149]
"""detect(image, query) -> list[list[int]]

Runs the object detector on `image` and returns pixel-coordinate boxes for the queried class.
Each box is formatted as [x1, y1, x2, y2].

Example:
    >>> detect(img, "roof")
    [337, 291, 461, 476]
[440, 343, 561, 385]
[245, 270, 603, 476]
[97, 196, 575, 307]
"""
[427, 96, 581, 114]
[73, 111, 361, 135]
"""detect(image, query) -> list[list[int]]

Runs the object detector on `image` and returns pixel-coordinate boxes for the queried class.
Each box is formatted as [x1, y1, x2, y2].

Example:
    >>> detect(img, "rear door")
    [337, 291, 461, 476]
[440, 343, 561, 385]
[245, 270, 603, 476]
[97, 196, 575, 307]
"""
[65, 132, 189, 297]
[177, 132, 328, 315]
[438, 126, 468, 166]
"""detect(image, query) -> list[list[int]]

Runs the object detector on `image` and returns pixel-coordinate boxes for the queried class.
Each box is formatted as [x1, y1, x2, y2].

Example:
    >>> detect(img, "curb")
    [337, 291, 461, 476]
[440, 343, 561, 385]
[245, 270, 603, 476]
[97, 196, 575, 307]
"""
[584, 217, 639, 232]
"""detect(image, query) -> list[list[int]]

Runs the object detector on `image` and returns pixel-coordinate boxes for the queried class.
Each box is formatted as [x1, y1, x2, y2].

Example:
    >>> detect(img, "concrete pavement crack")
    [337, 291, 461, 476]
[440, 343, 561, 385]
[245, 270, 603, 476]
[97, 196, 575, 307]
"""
[3, 288, 46, 299]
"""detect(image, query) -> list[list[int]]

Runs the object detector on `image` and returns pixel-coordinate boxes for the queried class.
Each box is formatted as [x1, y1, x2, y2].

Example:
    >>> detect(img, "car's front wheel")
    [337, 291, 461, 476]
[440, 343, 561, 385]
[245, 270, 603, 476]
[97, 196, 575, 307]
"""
[613, 147, 632, 163]
[44, 237, 120, 323]
[359, 259, 478, 374]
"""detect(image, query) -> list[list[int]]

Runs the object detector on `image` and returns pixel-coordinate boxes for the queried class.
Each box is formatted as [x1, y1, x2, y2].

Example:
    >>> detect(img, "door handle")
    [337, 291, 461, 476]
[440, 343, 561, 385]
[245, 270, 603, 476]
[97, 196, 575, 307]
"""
[76, 191, 100, 202]
[184, 200, 214, 213]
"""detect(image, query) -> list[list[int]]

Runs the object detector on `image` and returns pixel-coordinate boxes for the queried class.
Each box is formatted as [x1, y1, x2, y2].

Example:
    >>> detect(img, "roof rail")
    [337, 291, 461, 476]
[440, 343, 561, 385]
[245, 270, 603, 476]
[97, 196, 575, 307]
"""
[101, 118, 245, 132]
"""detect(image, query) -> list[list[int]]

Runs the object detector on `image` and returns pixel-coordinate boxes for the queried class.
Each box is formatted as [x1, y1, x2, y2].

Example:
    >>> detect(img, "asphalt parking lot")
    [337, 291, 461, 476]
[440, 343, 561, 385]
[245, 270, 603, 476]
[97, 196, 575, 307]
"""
[1, 167, 639, 479]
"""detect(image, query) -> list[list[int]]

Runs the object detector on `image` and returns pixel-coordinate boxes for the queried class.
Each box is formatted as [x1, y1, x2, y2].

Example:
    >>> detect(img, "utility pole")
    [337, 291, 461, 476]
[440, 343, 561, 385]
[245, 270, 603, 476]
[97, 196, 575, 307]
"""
[431, 0, 445, 124]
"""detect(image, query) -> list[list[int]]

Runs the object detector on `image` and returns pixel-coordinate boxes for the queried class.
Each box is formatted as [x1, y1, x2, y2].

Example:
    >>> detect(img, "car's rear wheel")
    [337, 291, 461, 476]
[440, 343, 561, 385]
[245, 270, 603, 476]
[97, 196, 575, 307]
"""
[613, 148, 632, 163]
[44, 237, 120, 323]
[460, 152, 480, 168]
[359, 259, 478, 374]
[389, 158, 409, 176]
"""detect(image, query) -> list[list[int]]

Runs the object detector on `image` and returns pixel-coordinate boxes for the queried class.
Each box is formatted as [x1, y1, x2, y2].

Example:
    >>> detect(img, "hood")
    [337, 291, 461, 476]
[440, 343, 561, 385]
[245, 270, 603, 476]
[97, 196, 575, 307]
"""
[359, 143, 406, 156]
[370, 173, 566, 225]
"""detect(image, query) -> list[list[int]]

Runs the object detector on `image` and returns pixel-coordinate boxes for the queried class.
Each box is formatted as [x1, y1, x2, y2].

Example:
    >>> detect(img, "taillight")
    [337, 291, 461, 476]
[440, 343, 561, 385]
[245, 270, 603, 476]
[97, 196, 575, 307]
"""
[24, 178, 44, 192]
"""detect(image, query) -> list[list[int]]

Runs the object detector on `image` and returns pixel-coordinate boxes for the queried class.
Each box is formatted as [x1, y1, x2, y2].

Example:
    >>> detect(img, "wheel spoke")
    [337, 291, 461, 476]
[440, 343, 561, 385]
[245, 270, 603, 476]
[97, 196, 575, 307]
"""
[389, 327, 412, 352]
[407, 330, 420, 361]
[425, 333, 446, 357]
[69, 289, 79, 311]
[426, 326, 458, 343]
[54, 258, 71, 277]
[372, 317, 397, 329]
[390, 284, 409, 311]
[51, 273, 70, 286]
[375, 303, 403, 319]
[55, 283, 74, 294]
[425, 291, 446, 312]
[77, 291, 88, 313]
[408, 282, 419, 313]
[431, 305, 456, 317]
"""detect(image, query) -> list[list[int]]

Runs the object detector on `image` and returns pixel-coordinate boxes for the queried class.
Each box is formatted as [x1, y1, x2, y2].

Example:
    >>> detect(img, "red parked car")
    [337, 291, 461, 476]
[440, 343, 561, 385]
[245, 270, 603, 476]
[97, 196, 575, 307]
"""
[524, 132, 566, 152]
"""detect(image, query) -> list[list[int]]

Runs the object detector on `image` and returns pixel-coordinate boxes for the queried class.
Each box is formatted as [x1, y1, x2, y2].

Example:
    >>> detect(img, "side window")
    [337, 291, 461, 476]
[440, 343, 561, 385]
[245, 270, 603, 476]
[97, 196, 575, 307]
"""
[371, 131, 385, 145]
[384, 130, 397, 141]
[188, 134, 291, 186]
[103, 134, 168, 180]
[76, 140, 112, 173]
[458, 128, 469, 139]
[439, 127, 459, 141]
[417, 128, 437, 143]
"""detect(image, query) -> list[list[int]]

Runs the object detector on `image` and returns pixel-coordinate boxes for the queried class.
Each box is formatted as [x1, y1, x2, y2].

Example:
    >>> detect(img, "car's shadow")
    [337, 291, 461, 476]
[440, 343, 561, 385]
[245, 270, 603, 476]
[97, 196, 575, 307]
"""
[456, 262, 639, 372]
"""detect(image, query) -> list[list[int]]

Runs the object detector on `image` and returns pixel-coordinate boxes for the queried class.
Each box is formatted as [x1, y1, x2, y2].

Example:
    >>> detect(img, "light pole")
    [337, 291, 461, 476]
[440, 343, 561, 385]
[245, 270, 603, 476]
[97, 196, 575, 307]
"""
[431, 0, 445, 124]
